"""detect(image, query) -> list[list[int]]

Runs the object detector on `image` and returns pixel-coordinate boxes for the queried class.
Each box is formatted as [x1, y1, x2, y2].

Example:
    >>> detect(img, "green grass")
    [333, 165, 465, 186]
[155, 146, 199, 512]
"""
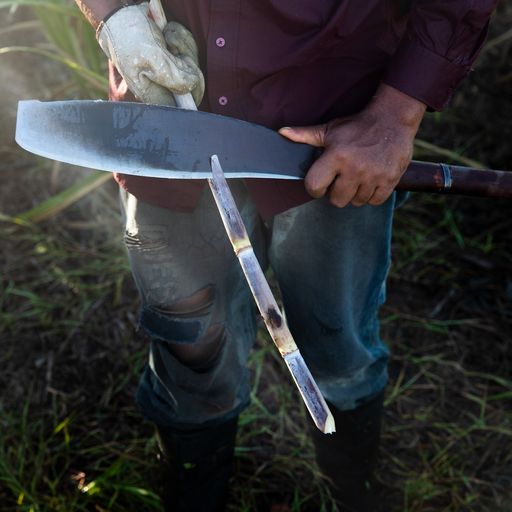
[1, 188, 512, 511]
[0, 0, 109, 222]
[1, 1, 512, 510]
[0, 0, 106, 96]
[0, 399, 162, 511]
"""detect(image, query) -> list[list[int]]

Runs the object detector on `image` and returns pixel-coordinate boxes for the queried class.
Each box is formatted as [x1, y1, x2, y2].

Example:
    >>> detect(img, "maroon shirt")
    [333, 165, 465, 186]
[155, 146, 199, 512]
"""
[110, 0, 497, 218]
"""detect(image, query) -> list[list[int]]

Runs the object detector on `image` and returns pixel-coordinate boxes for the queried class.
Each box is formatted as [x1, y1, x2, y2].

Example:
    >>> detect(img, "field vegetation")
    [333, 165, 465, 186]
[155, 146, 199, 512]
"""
[1, 1, 511, 511]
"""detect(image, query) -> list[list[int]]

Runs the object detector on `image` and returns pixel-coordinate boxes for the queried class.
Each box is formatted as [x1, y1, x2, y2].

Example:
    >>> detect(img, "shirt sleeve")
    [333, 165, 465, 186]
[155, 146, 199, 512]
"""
[383, 0, 498, 111]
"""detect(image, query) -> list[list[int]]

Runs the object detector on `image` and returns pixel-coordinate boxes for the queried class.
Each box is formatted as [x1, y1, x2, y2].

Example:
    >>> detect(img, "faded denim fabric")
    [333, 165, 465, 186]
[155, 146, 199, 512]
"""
[120, 183, 395, 428]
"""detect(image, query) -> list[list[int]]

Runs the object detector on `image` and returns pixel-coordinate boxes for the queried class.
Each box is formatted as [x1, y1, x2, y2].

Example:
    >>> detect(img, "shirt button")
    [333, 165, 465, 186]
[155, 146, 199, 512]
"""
[218, 96, 228, 106]
[215, 37, 226, 48]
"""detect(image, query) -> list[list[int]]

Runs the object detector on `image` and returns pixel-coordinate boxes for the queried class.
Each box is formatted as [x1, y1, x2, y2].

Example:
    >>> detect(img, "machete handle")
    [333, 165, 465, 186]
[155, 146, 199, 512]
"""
[304, 147, 511, 199]
[399, 161, 512, 199]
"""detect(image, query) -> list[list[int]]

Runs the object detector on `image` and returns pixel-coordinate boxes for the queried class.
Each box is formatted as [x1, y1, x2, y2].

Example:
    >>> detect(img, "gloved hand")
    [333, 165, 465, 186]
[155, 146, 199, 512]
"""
[97, 3, 204, 106]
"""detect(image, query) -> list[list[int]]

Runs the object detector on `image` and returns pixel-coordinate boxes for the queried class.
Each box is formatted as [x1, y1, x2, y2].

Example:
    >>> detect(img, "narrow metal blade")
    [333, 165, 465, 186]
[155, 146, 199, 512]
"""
[15, 100, 317, 180]
[284, 350, 336, 434]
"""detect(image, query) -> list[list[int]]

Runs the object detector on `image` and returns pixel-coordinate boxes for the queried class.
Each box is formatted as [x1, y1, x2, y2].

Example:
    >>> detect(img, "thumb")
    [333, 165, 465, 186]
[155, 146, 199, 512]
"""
[278, 124, 327, 148]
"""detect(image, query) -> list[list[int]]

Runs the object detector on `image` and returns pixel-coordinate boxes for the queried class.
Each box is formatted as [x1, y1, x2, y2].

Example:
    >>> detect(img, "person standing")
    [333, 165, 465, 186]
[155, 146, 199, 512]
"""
[75, 1, 497, 510]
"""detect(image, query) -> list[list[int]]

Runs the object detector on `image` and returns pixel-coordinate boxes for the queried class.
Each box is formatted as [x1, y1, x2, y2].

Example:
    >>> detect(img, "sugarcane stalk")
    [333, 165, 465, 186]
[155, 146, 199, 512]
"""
[208, 155, 335, 434]
[207, 157, 297, 357]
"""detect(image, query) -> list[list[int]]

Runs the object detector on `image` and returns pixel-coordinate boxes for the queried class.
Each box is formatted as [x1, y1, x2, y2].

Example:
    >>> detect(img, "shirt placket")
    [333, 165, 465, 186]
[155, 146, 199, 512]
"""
[207, 0, 241, 117]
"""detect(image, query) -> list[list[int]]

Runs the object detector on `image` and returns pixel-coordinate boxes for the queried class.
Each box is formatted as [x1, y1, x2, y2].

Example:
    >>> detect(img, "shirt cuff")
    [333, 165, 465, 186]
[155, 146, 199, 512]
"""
[383, 39, 473, 111]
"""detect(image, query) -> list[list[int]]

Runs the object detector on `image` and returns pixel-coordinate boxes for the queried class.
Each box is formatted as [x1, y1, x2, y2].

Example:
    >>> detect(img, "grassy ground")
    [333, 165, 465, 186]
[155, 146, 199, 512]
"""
[1, 2, 512, 511]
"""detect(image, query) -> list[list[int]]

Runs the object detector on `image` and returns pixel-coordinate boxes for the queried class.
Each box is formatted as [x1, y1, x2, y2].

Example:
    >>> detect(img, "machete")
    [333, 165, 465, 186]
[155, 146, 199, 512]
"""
[15, 100, 512, 198]
[16, 99, 314, 180]
[14, 97, 511, 433]
[15, 103, 337, 432]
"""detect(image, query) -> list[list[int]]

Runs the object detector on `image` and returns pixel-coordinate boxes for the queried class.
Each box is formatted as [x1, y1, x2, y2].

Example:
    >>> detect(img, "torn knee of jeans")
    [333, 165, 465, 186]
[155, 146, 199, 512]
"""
[167, 323, 225, 370]
[161, 285, 215, 318]
[140, 285, 225, 370]
[140, 285, 215, 341]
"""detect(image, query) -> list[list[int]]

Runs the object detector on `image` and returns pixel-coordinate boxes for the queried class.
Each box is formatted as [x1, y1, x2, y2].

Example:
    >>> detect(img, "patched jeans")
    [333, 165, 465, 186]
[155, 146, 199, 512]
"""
[120, 182, 395, 428]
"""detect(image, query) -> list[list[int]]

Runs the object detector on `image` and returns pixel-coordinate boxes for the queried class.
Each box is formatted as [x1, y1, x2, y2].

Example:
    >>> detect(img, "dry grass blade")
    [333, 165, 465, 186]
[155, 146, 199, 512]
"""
[0, 19, 39, 35]
[0, 45, 107, 92]
[15, 170, 112, 223]
[414, 139, 486, 168]
[482, 25, 512, 55]
[0, 0, 79, 15]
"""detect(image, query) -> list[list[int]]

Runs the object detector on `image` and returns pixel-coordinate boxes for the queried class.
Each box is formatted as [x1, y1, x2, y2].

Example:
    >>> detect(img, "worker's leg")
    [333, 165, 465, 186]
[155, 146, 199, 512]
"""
[269, 195, 393, 405]
[269, 194, 396, 511]
[120, 182, 264, 511]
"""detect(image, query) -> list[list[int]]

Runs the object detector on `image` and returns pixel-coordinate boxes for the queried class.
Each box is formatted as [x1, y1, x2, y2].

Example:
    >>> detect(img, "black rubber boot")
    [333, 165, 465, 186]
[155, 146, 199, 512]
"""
[309, 392, 385, 512]
[156, 416, 238, 512]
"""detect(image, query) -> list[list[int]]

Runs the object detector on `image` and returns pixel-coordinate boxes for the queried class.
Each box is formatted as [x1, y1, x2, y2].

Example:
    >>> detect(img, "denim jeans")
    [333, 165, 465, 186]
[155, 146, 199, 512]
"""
[120, 182, 396, 428]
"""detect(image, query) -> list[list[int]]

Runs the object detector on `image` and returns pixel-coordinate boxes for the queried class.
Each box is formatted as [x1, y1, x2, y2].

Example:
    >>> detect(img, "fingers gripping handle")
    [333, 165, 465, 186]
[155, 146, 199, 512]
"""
[148, 0, 197, 110]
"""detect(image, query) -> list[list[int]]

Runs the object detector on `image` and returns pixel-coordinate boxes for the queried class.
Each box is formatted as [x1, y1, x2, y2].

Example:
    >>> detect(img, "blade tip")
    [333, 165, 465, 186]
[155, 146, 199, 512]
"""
[322, 413, 336, 434]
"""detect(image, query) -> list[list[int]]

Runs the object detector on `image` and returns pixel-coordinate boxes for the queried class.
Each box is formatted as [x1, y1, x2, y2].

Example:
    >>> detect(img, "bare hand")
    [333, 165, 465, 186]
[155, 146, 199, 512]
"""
[279, 85, 426, 207]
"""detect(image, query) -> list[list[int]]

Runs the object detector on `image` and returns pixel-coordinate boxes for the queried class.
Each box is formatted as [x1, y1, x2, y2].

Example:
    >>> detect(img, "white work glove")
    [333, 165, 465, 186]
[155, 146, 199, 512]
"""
[97, 3, 204, 106]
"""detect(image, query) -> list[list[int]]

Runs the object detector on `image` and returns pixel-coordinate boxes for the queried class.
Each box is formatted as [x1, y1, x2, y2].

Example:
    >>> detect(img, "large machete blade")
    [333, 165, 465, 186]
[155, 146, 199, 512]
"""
[16, 100, 316, 180]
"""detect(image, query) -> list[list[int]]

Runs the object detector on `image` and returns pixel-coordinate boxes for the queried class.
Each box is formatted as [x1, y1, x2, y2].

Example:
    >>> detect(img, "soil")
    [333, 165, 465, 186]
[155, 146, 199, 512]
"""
[1, 2, 511, 511]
